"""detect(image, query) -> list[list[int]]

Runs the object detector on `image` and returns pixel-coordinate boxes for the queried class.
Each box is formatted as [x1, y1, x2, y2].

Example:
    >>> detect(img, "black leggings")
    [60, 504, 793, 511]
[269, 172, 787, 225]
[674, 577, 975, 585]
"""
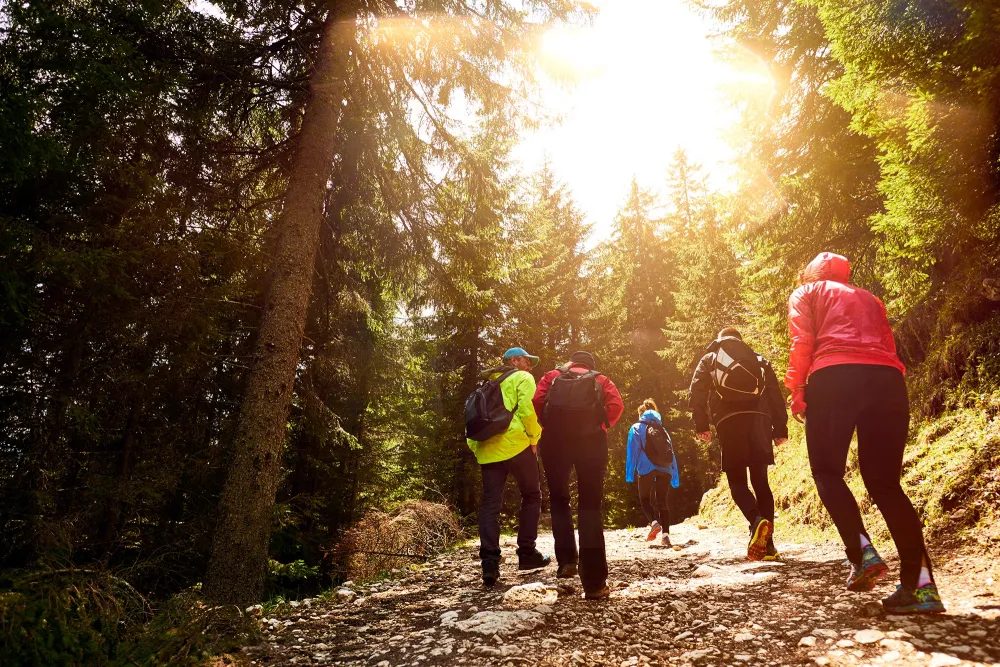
[717, 414, 775, 528]
[805, 364, 931, 588]
[637, 472, 670, 527]
[724, 462, 774, 527]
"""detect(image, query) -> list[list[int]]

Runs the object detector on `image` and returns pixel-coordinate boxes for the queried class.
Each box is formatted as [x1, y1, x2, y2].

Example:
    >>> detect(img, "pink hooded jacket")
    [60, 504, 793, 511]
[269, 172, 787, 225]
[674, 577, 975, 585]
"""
[785, 252, 905, 415]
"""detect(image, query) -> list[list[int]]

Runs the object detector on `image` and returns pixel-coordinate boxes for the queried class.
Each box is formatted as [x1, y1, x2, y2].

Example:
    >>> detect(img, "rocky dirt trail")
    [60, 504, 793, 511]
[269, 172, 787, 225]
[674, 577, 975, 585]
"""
[243, 522, 1000, 666]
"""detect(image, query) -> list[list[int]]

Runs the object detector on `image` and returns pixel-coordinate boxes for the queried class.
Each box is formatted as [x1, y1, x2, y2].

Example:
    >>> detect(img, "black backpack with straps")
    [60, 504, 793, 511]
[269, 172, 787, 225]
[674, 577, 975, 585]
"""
[465, 369, 518, 442]
[711, 338, 766, 403]
[640, 421, 674, 468]
[543, 368, 607, 433]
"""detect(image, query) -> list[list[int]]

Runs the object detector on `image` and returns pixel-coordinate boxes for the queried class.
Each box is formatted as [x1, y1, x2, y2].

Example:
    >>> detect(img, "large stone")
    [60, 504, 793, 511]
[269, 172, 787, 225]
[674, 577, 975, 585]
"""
[502, 582, 558, 607]
[335, 588, 356, 603]
[454, 610, 545, 637]
[854, 629, 884, 644]
[692, 564, 720, 578]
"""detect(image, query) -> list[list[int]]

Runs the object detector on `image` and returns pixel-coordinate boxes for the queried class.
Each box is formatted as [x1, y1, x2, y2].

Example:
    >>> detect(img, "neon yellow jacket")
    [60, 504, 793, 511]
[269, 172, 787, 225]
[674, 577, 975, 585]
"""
[466, 369, 541, 464]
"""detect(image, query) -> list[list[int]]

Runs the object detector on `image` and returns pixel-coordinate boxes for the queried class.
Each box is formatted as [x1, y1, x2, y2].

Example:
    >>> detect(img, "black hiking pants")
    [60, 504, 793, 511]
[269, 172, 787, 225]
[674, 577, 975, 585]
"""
[637, 472, 671, 528]
[478, 446, 542, 565]
[717, 413, 775, 529]
[540, 429, 608, 594]
[805, 364, 932, 589]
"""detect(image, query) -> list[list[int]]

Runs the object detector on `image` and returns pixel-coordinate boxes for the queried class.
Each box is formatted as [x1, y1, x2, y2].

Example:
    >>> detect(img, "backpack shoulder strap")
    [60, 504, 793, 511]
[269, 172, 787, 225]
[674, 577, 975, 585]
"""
[496, 368, 518, 384]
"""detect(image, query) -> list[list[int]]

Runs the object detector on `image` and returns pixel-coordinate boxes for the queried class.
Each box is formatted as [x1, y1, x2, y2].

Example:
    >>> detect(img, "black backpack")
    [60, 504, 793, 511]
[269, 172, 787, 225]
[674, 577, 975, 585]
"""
[465, 369, 518, 442]
[543, 368, 606, 431]
[640, 421, 674, 468]
[711, 338, 766, 403]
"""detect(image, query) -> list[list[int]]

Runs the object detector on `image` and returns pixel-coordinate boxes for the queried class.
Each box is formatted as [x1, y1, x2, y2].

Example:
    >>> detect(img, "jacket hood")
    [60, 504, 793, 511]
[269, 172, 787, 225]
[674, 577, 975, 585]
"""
[639, 409, 662, 424]
[801, 252, 851, 284]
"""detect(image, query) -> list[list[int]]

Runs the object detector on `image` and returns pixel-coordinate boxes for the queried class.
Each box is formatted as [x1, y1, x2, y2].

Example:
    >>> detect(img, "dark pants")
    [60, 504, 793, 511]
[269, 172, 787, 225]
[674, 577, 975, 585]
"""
[717, 413, 775, 527]
[805, 364, 931, 588]
[478, 446, 542, 564]
[540, 429, 608, 593]
[637, 472, 670, 528]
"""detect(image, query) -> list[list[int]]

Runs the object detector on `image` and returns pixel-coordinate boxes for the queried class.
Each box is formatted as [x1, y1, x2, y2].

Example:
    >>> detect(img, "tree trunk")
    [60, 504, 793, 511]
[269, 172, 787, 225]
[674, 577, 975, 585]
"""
[204, 2, 354, 606]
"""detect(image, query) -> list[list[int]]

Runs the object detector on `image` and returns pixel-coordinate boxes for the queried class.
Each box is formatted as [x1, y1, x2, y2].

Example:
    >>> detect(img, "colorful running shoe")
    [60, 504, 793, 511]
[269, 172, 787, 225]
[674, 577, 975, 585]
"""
[846, 544, 889, 592]
[660, 533, 672, 547]
[646, 521, 662, 542]
[881, 583, 946, 614]
[747, 517, 772, 561]
[762, 539, 781, 562]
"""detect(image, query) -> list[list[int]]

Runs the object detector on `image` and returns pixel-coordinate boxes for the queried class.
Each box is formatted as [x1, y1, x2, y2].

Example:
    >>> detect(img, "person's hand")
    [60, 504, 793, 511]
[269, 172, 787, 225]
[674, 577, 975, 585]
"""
[696, 431, 712, 441]
[789, 389, 806, 423]
[774, 437, 788, 446]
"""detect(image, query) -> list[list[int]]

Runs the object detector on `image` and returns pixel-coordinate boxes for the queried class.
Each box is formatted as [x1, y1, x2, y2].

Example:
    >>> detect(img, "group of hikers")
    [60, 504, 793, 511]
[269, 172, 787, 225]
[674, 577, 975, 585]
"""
[464, 252, 944, 615]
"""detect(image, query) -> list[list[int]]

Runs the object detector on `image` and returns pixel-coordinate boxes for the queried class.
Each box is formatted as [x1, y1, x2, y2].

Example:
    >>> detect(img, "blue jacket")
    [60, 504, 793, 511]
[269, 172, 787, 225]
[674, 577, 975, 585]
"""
[625, 410, 680, 487]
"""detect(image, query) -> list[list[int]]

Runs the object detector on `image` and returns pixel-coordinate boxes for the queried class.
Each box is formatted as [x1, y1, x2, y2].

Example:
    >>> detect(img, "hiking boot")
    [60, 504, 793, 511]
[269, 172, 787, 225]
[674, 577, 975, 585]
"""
[747, 517, 772, 561]
[846, 544, 889, 592]
[881, 583, 946, 614]
[660, 533, 672, 547]
[556, 562, 578, 578]
[646, 521, 662, 542]
[584, 585, 611, 600]
[762, 535, 780, 561]
[482, 560, 500, 588]
[517, 550, 551, 571]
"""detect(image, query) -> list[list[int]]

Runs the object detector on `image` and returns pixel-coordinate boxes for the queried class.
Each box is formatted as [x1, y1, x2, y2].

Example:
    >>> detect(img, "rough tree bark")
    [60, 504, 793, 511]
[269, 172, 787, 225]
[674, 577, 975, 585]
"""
[204, 2, 355, 605]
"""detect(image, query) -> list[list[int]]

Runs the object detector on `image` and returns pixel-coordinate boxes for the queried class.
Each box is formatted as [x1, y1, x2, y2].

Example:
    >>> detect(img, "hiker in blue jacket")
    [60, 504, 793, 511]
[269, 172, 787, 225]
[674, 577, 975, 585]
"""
[625, 399, 680, 547]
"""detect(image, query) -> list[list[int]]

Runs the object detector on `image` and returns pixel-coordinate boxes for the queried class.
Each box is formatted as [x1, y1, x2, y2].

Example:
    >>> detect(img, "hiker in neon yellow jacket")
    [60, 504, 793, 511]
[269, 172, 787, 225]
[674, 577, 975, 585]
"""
[471, 347, 550, 587]
[466, 365, 542, 465]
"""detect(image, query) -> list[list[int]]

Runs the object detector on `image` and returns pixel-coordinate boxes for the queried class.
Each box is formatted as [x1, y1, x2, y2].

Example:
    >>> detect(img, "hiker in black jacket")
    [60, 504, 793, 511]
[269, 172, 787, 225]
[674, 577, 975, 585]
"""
[689, 327, 788, 561]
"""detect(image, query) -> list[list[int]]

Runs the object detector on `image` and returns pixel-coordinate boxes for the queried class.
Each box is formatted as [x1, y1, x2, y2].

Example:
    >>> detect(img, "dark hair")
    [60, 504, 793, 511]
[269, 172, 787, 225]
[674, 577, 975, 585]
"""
[718, 327, 742, 340]
[569, 350, 596, 369]
[637, 398, 658, 415]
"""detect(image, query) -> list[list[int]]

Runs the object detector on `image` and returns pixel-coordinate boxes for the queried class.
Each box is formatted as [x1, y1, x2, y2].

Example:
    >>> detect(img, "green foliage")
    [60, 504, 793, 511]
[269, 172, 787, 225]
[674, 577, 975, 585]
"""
[0, 568, 147, 666]
[126, 591, 258, 666]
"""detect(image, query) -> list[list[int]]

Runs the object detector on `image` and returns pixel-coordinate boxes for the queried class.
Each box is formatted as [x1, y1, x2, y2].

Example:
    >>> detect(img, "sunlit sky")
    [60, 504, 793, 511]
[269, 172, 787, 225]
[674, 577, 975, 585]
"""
[516, 0, 750, 241]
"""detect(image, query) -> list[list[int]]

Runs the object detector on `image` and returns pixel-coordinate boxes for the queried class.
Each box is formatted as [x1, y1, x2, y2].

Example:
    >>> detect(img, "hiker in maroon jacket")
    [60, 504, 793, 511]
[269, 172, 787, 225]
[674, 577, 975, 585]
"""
[533, 351, 624, 600]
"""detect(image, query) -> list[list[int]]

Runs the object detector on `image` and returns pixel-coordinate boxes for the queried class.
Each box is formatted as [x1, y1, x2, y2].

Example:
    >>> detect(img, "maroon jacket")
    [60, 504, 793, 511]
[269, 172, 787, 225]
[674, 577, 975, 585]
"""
[532, 364, 625, 431]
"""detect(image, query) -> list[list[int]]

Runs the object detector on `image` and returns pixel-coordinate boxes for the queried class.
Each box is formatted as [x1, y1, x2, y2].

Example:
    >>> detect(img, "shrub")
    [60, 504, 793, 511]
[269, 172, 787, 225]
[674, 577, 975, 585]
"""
[0, 568, 148, 666]
[332, 500, 463, 582]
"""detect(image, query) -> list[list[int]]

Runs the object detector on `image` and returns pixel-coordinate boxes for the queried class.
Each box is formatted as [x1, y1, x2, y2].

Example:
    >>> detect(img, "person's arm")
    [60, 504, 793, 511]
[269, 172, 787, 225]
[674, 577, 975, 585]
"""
[532, 370, 555, 426]
[786, 285, 816, 418]
[600, 376, 625, 427]
[763, 359, 788, 440]
[689, 354, 713, 433]
[514, 371, 541, 446]
[876, 295, 905, 373]
[625, 424, 640, 483]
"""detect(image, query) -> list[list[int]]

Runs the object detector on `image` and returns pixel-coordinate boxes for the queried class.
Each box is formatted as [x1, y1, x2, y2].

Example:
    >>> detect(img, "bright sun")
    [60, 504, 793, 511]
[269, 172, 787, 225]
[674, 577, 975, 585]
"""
[518, 0, 774, 240]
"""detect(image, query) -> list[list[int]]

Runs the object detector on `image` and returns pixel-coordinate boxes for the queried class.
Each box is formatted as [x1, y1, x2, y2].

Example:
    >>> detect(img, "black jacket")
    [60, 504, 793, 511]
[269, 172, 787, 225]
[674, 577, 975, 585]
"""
[688, 337, 789, 438]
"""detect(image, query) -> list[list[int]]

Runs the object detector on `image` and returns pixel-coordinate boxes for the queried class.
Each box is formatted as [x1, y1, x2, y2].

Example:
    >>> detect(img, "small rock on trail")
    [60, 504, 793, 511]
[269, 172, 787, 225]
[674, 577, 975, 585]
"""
[242, 522, 1000, 666]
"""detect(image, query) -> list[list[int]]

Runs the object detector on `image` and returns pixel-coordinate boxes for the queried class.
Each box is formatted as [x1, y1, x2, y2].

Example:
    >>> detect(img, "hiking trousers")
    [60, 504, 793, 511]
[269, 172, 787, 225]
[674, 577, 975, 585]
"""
[717, 413, 775, 527]
[478, 446, 542, 564]
[540, 429, 608, 593]
[637, 472, 671, 528]
[805, 364, 932, 589]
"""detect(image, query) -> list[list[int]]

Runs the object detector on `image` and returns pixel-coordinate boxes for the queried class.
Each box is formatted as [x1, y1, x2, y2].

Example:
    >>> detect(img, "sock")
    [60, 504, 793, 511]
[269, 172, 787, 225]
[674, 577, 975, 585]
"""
[859, 534, 871, 549]
[917, 566, 932, 588]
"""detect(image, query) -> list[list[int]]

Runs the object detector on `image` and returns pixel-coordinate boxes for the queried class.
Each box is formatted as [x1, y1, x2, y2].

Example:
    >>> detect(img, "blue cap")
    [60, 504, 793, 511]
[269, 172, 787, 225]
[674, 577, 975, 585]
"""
[503, 347, 539, 366]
